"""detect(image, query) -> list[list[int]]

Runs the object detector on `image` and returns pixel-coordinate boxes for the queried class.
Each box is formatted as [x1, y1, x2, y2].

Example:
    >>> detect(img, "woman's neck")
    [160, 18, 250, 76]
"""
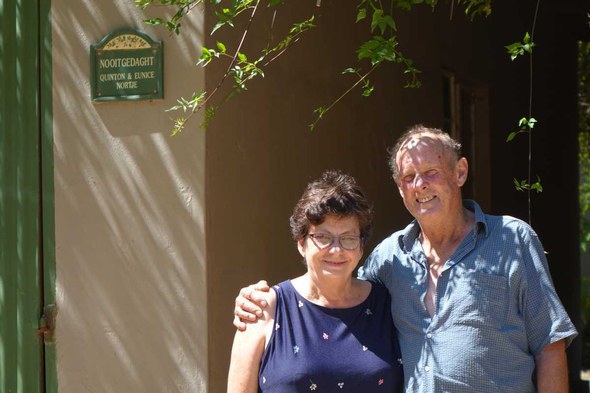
[292, 273, 367, 308]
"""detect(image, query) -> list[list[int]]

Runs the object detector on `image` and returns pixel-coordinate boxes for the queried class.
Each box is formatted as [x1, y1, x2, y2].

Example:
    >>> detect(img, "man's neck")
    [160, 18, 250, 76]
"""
[418, 206, 475, 252]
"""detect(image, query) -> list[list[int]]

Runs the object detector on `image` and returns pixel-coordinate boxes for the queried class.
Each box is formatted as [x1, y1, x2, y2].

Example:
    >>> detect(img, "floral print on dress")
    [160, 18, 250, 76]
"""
[258, 281, 403, 392]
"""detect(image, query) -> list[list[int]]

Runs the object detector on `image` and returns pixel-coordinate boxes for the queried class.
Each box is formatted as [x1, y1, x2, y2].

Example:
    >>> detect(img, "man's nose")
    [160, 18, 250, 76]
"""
[414, 174, 427, 188]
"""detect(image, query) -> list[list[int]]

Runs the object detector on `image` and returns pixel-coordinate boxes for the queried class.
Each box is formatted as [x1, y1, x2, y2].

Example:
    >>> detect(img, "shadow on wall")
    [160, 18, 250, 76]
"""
[52, 2, 207, 392]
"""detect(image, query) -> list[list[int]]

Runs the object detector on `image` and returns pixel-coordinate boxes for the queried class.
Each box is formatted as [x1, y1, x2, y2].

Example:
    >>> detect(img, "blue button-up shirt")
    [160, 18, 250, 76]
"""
[358, 200, 577, 392]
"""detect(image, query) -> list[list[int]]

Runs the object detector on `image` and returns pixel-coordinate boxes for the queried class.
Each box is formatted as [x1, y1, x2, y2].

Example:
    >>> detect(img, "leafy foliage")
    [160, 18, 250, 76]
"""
[505, 32, 535, 61]
[512, 176, 542, 193]
[579, 41, 590, 253]
[502, 0, 541, 213]
[135, 0, 493, 133]
[136, 0, 201, 35]
[506, 116, 537, 142]
[137, 0, 545, 222]
[457, 0, 491, 19]
[137, 0, 320, 134]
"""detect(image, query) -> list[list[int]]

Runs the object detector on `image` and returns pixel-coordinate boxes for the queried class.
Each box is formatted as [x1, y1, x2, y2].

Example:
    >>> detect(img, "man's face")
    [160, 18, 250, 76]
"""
[395, 134, 467, 221]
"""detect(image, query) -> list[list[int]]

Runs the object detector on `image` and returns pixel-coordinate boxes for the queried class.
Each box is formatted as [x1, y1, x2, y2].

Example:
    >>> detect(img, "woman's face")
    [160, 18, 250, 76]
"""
[298, 214, 363, 281]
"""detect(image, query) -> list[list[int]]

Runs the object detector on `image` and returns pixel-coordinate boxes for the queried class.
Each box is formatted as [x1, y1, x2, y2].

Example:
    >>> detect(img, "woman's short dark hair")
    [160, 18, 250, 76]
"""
[289, 170, 373, 243]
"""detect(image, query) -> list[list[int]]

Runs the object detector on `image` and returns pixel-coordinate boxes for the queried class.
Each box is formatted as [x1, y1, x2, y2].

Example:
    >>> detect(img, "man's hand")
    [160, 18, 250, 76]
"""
[233, 280, 271, 331]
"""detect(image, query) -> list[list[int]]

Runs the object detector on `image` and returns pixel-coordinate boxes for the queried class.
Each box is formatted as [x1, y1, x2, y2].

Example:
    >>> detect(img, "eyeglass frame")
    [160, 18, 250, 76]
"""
[307, 233, 363, 251]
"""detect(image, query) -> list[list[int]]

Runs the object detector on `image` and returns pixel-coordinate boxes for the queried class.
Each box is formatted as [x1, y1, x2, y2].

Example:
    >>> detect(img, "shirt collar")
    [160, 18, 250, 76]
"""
[399, 199, 489, 253]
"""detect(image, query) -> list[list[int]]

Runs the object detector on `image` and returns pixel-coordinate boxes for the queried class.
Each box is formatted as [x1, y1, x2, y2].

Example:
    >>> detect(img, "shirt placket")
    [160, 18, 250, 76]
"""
[414, 229, 478, 393]
[407, 250, 435, 392]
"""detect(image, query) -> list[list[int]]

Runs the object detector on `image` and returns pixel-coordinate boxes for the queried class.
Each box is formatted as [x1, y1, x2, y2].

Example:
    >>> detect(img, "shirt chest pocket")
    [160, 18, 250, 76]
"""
[444, 271, 508, 328]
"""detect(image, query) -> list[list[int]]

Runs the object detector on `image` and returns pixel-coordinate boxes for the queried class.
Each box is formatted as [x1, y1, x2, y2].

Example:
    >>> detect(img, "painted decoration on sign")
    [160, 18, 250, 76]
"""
[91, 29, 163, 102]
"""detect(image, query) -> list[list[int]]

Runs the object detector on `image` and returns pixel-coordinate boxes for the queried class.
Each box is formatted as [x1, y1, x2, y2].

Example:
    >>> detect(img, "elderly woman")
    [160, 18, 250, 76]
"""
[227, 170, 403, 392]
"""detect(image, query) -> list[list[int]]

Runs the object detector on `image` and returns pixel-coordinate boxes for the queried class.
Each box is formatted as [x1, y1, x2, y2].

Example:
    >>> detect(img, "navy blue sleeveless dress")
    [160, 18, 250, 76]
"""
[258, 280, 403, 392]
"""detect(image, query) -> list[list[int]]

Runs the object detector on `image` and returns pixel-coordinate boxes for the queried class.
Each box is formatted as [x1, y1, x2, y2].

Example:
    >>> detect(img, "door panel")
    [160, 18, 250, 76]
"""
[0, 0, 45, 392]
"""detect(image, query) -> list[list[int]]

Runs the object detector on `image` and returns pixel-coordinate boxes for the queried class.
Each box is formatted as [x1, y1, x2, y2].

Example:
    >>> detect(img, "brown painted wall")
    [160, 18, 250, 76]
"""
[205, 2, 493, 391]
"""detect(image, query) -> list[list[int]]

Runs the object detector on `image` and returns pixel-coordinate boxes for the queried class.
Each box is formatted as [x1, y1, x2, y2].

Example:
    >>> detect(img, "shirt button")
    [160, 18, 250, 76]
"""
[426, 333, 432, 339]
[424, 365, 431, 372]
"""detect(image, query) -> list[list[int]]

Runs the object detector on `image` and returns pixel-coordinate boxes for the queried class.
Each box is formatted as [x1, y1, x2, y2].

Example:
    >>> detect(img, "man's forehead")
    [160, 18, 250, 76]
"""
[399, 132, 443, 152]
[395, 133, 452, 172]
[398, 134, 446, 162]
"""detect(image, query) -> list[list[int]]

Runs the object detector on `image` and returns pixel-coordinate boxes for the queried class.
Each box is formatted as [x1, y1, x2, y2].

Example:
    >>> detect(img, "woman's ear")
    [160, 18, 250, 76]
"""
[297, 238, 306, 257]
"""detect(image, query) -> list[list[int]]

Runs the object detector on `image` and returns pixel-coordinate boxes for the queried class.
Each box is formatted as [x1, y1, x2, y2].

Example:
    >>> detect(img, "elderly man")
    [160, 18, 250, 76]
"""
[234, 125, 577, 392]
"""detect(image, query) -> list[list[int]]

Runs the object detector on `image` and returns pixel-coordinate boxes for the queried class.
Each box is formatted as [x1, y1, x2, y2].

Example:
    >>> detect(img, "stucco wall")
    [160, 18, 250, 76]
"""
[52, 2, 207, 392]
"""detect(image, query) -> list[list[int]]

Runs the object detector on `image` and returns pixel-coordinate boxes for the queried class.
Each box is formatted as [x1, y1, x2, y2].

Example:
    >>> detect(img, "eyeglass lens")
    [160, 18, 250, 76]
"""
[310, 234, 360, 250]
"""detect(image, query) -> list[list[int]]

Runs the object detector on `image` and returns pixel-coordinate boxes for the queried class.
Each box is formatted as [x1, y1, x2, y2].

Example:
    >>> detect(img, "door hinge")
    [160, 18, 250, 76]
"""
[37, 304, 56, 344]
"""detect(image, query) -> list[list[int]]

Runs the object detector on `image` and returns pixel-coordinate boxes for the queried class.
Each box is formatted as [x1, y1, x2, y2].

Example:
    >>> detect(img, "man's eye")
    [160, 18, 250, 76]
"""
[402, 175, 415, 183]
[425, 169, 437, 177]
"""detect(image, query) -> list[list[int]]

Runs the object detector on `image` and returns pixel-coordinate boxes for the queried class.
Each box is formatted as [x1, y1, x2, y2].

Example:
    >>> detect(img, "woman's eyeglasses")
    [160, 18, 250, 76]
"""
[308, 233, 361, 251]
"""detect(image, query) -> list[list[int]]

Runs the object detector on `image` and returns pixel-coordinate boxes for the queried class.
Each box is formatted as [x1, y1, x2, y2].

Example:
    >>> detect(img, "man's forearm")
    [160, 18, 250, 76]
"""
[535, 339, 568, 393]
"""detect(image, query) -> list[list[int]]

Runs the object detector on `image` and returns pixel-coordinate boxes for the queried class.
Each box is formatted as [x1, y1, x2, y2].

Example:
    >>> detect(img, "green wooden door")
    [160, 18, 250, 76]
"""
[0, 0, 55, 392]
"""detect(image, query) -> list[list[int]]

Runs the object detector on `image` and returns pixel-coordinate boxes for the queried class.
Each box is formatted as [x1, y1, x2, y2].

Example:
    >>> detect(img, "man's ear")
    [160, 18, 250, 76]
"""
[455, 157, 469, 186]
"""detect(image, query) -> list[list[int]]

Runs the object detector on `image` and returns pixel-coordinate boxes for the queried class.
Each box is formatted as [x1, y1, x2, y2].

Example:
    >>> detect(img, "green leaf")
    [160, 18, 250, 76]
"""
[528, 117, 537, 128]
[357, 36, 398, 65]
[143, 18, 165, 25]
[513, 178, 526, 192]
[211, 21, 225, 35]
[356, 8, 367, 22]
[200, 106, 217, 128]
[289, 16, 315, 34]
[371, 9, 384, 34]
[523, 32, 531, 43]
[216, 41, 227, 53]
[171, 117, 187, 136]
[342, 67, 359, 74]
[531, 180, 543, 193]
[238, 52, 247, 62]
[362, 85, 374, 97]
[396, 0, 413, 11]
[314, 106, 327, 118]
[505, 32, 535, 61]
[506, 132, 517, 142]
[383, 15, 397, 32]
[197, 47, 215, 66]
[135, 0, 151, 10]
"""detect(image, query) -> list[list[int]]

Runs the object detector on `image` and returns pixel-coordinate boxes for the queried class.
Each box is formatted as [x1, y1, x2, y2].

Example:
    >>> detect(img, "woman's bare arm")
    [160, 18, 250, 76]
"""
[227, 289, 276, 392]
